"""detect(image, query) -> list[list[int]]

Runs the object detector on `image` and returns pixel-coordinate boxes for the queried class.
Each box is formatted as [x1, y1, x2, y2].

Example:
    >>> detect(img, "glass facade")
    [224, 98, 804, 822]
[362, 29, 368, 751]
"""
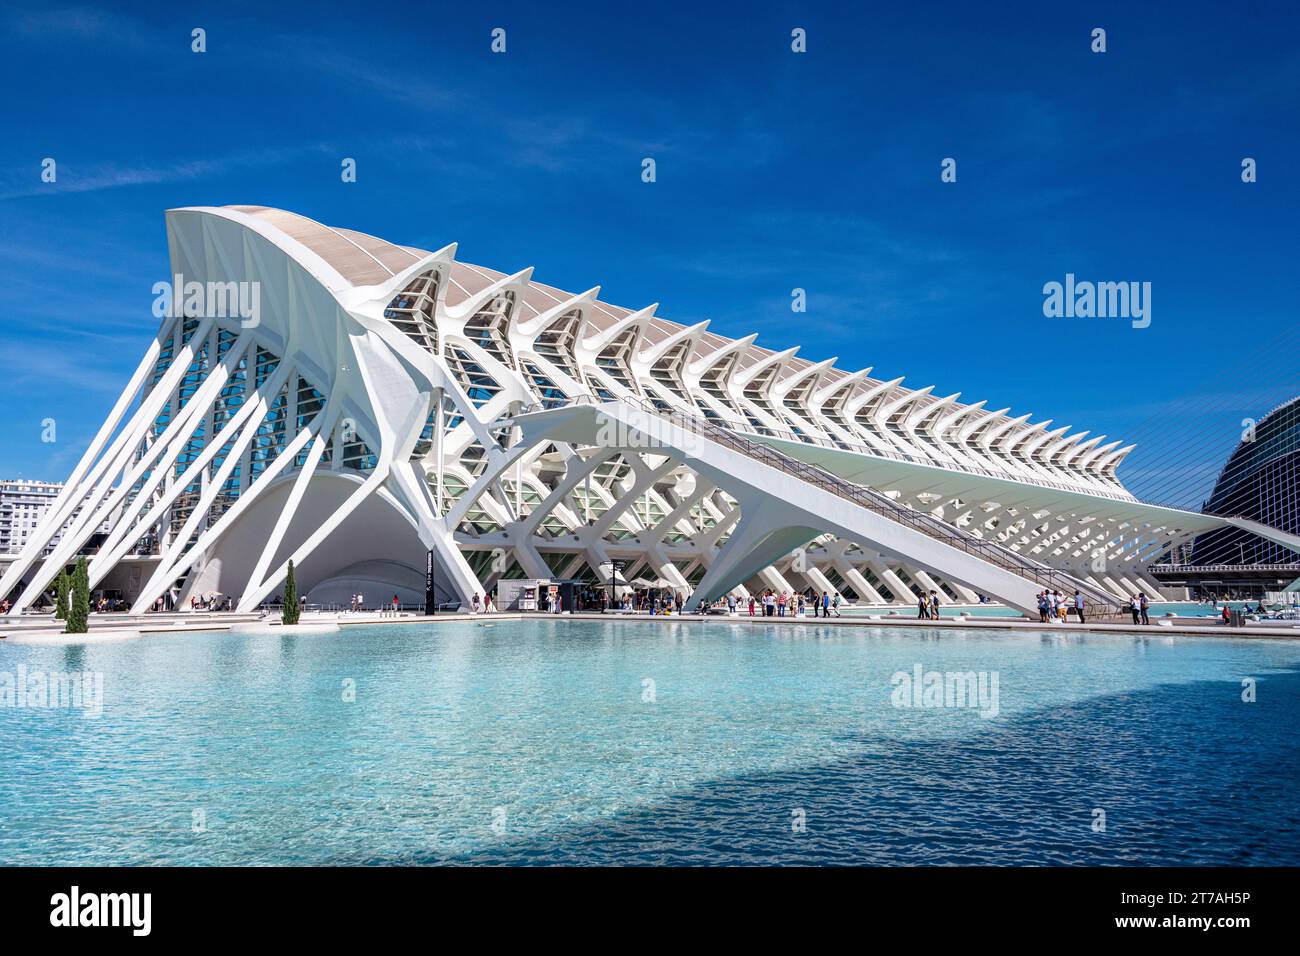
[1191, 396, 1300, 565]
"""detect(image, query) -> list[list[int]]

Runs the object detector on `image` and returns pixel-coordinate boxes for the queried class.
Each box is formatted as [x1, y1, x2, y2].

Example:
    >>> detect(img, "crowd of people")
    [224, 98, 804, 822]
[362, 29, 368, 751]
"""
[736, 589, 842, 618]
[1037, 590, 1088, 623]
[17, 576, 1284, 628]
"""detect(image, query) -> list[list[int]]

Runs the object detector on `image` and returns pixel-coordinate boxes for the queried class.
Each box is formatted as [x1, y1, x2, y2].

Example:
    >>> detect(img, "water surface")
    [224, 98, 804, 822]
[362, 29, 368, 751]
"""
[1, 619, 1297, 865]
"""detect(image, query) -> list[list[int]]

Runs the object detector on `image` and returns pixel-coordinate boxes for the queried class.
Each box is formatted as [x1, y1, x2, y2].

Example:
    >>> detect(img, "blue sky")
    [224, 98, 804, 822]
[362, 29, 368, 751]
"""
[1, 1, 1297, 506]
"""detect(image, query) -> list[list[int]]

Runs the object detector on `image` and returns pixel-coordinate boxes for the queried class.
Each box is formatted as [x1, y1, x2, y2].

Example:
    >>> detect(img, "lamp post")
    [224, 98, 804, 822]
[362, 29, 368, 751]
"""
[425, 548, 436, 616]
[608, 559, 626, 614]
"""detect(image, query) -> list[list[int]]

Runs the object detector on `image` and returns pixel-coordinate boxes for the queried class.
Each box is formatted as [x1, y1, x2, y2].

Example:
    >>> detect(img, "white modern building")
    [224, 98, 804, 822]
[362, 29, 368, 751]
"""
[2, 206, 1297, 617]
[0, 479, 65, 556]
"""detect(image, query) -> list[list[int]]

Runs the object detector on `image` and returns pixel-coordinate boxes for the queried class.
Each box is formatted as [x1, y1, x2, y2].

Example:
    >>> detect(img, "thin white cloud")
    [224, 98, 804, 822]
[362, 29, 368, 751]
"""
[0, 144, 335, 201]
[7, 5, 160, 51]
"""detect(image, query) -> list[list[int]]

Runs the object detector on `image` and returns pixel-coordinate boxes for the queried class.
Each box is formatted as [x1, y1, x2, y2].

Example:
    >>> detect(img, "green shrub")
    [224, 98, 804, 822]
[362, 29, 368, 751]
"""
[66, 557, 90, 634]
[54, 569, 69, 621]
[282, 560, 300, 625]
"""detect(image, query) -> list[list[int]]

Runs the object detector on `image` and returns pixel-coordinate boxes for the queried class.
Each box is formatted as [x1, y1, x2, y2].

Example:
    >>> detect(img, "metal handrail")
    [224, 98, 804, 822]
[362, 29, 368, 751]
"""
[725, 419, 1137, 502]
[513, 394, 1127, 615]
[519, 394, 1272, 525]
[1149, 562, 1300, 574]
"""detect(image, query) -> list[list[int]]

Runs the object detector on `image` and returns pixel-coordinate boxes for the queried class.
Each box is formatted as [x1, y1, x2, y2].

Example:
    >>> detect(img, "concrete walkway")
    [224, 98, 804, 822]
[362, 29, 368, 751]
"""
[3, 608, 1297, 641]
[562, 611, 1300, 640]
[0, 610, 501, 640]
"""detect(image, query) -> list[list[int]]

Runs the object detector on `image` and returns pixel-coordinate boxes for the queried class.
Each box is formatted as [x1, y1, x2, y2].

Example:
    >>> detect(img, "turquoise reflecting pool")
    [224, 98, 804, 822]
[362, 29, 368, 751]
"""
[2, 618, 1298, 865]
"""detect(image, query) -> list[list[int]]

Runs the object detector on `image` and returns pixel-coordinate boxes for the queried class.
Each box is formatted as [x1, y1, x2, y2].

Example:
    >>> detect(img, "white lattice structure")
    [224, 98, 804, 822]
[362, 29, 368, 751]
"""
[3, 206, 1295, 617]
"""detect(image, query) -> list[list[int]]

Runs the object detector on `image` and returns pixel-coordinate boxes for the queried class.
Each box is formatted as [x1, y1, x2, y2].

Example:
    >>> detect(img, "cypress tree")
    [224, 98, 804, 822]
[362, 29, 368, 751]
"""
[67, 557, 90, 634]
[282, 559, 300, 625]
[54, 569, 69, 621]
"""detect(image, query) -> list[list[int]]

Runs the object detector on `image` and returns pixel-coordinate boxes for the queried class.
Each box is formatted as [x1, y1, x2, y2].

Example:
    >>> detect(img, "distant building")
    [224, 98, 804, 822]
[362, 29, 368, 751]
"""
[0, 479, 65, 555]
[1151, 396, 1300, 598]
[1198, 395, 1300, 564]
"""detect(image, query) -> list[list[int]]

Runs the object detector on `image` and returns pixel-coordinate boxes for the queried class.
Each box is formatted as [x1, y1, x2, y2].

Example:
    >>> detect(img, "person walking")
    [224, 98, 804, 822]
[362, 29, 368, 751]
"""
[929, 590, 940, 620]
[917, 593, 929, 619]
[748, 596, 756, 616]
[821, 591, 831, 618]
[1073, 591, 1085, 623]
[1130, 596, 1141, 625]
[1139, 593, 1150, 625]
[831, 592, 841, 617]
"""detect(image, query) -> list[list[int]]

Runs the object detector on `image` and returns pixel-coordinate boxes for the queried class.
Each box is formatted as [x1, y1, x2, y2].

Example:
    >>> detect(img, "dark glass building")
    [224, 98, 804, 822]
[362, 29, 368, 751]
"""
[1154, 396, 1300, 597]
[1194, 395, 1300, 565]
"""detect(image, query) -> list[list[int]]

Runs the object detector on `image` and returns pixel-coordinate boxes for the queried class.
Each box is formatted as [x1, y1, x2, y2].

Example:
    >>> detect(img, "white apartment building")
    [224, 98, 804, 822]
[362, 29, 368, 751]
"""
[0, 479, 66, 556]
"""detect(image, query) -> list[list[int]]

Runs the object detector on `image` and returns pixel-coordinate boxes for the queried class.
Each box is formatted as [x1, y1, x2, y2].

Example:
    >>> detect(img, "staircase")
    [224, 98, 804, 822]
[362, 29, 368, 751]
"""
[515, 394, 1129, 617]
